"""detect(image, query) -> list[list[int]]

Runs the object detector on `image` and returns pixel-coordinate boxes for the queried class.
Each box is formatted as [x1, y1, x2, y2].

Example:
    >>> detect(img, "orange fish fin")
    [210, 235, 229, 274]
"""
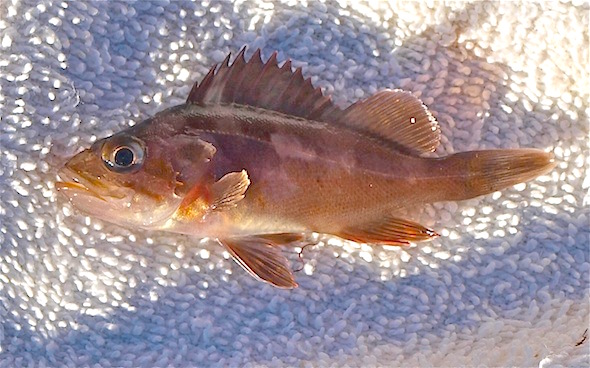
[210, 170, 251, 211]
[220, 236, 298, 289]
[174, 170, 249, 221]
[443, 149, 556, 200]
[337, 216, 439, 246]
[187, 47, 336, 121]
[174, 182, 209, 221]
[332, 89, 441, 155]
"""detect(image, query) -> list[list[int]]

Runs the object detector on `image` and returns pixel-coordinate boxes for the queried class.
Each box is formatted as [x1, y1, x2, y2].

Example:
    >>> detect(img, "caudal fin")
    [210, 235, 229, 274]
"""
[442, 149, 556, 200]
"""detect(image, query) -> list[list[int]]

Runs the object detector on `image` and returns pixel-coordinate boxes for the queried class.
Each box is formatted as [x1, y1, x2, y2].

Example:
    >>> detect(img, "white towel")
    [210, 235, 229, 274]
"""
[1, 1, 588, 366]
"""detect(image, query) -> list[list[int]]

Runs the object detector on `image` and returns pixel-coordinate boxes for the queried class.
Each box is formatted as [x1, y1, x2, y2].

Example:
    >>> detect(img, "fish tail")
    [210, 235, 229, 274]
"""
[439, 149, 556, 200]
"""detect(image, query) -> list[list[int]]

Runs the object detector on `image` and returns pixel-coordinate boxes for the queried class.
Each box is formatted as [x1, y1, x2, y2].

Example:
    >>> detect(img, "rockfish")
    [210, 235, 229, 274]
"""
[56, 48, 555, 288]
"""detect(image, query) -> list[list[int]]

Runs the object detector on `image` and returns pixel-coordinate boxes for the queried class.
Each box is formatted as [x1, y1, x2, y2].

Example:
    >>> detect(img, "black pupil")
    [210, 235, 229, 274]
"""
[114, 147, 134, 167]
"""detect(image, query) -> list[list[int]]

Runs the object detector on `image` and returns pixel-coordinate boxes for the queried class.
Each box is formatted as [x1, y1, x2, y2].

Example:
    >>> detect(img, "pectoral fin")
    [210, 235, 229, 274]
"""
[219, 236, 298, 289]
[211, 170, 250, 211]
[337, 216, 439, 246]
[174, 170, 250, 222]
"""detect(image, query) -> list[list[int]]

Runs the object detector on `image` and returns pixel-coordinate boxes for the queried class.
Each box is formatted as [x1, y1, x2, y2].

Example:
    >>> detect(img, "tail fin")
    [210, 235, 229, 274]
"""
[441, 149, 556, 201]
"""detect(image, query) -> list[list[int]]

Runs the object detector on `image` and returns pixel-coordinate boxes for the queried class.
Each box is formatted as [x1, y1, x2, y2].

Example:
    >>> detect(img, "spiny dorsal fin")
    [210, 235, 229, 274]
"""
[187, 47, 335, 120]
[329, 90, 441, 154]
[337, 216, 439, 246]
[188, 49, 440, 154]
[210, 170, 250, 211]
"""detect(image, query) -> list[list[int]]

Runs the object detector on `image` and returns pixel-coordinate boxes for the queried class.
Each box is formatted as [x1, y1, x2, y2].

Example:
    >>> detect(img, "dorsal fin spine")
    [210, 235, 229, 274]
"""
[223, 48, 248, 102]
[249, 51, 278, 105]
[295, 78, 314, 108]
[255, 52, 280, 107]
[272, 63, 298, 110]
[217, 54, 234, 100]
[287, 67, 306, 109]
[281, 59, 292, 71]
[187, 65, 215, 102]
[308, 96, 333, 121]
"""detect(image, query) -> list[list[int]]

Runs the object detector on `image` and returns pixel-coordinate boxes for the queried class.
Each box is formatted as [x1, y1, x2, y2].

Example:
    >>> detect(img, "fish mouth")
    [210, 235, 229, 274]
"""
[55, 166, 111, 201]
[55, 181, 107, 201]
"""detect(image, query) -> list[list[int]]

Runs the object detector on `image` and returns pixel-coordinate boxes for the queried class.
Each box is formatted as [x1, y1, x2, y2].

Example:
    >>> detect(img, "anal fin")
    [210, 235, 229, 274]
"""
[336, 216, 439, 246]
[219, 236, 298, 289]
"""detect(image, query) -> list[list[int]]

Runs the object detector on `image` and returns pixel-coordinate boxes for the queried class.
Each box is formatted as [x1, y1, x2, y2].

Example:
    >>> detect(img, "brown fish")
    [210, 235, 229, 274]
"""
[56, 48, 555, 288]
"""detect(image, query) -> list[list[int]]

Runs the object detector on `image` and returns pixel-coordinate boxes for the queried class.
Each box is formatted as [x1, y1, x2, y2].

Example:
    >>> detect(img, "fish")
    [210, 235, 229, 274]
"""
[56, 48, 556, 289]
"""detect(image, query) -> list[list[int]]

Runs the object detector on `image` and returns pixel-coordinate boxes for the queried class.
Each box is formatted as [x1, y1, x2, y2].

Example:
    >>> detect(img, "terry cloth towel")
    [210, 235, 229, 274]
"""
[0, 1, 588, 367]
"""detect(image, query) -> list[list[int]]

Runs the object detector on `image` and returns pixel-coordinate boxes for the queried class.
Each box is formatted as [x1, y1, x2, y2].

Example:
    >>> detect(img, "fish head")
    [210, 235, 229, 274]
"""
[56, 127, 216, 228]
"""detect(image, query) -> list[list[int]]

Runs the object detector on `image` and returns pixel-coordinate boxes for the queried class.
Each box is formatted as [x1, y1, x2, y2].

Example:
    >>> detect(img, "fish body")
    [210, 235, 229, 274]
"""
[146, 103, 435, 236]
[57, 48, 555, 288]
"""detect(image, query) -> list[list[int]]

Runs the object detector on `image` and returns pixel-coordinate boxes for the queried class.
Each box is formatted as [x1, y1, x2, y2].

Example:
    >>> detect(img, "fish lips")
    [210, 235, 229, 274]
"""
[55, 166, 130, 204]
[56, 166, 104, 199]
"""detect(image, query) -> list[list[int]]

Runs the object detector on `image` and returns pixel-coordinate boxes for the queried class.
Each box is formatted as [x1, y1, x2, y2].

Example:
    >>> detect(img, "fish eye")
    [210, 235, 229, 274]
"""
[114, 147, 134, 167]
[102, 136, 146, 173]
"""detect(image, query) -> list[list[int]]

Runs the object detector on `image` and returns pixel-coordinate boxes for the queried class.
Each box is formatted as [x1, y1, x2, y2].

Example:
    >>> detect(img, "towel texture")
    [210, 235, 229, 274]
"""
[1, 1, 588, 366]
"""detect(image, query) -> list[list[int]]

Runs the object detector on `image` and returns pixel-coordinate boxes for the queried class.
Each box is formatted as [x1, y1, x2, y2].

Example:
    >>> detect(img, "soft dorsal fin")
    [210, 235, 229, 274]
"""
[187, 47, 335, 120]
[328, 90, 441, 154]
